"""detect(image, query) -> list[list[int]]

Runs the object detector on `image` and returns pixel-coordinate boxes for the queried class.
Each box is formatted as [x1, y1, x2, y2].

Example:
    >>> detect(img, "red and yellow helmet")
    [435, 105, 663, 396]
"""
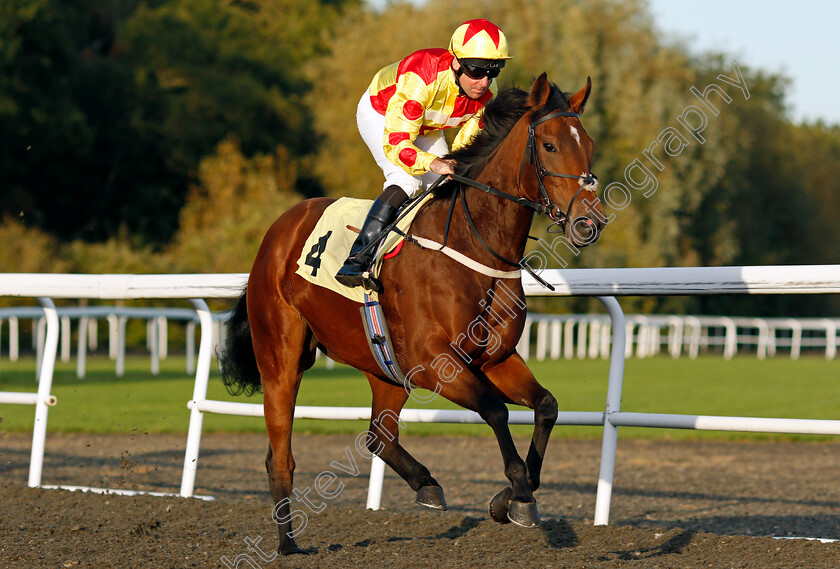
[448, 19, 512, 62]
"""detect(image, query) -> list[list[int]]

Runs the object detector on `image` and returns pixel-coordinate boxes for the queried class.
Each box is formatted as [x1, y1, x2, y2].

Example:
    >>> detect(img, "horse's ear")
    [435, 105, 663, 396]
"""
[569, 76, 592, 114]
[528, 73, 552, 109]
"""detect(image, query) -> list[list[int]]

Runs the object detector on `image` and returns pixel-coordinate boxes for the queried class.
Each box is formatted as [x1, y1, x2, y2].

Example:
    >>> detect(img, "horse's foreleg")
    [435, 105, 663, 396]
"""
[483, 354, 557, 492]
[415, 355, 539, 527]
[474, 389, 541, 527]
[366, 376, 447, 509]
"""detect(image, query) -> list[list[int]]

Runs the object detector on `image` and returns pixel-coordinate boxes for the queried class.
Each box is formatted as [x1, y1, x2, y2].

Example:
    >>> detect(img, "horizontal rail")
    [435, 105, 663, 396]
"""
[188, 400, 605, 426]
[523, 265, 840, 296]
[0, 274, 249, 299]
[1, 265, 839, 299]
[0, 392, 56, 406]
[610, 412, 840, 435]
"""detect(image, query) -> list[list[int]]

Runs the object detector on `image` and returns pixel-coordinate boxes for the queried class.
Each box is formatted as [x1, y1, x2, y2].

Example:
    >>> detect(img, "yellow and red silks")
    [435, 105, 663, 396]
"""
[367, 48, 497, 176]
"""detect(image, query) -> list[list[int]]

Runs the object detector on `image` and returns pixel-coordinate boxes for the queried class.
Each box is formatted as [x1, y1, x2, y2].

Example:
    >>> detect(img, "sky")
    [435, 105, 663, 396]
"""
[368, 0, 839, 124]
[647, 0, 840, 124]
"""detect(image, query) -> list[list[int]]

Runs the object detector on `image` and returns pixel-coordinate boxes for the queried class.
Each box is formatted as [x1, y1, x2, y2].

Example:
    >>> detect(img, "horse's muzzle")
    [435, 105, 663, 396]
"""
[569, 216, 601, 247]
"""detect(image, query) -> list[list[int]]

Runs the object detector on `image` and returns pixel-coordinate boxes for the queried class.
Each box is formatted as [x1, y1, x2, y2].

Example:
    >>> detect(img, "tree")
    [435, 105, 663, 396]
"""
[166, 137, 301, 272]
[0, 0, 355, 245]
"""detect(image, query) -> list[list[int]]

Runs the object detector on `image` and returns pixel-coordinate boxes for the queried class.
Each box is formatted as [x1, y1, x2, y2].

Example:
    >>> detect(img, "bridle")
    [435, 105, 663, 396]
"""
[449, 108, 598, 232]
[517, 109, 598, 234]
[409, 109, 597, 290]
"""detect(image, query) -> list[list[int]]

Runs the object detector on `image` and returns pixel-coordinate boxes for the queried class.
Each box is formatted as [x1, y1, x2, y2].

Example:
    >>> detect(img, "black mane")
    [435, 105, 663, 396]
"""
[440, 82, 572, 189]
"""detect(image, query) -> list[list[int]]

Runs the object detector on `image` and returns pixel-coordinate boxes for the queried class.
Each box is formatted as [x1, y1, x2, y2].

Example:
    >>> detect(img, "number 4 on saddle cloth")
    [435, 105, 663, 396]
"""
[295, 195, 431, 304]
[294, 195, 433, 387]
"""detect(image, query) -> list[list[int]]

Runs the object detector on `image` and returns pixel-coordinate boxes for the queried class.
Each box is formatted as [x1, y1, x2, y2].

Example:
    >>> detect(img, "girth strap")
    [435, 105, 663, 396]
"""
[360, 294, 411, 389]
[410, 235, 521, 279]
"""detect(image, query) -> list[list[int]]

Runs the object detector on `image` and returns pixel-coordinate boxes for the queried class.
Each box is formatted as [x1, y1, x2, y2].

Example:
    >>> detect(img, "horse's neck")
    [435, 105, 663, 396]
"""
[454, 121, 538, 266]
[449, 176, 535, 267]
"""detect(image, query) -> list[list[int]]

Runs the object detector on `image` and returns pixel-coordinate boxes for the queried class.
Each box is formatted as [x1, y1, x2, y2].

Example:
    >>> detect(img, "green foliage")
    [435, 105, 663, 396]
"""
[0, 216, 65, 273]
[165, 137, 302, 272]
[792, 122, 840, 269]
[0, 0, 351, 245]
[62, 233, 173, 274]
[305, 1, 437, 199]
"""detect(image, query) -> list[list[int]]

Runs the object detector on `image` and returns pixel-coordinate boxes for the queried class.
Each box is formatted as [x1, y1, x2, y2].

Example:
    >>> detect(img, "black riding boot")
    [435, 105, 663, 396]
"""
[335, 194, 402, 291]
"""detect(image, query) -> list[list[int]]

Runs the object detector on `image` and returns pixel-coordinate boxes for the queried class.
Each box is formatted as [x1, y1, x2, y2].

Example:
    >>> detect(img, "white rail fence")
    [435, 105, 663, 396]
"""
[3, 309, 834, 382]
[1, 266, 839, 527]
[0, 306, 229, 378]
[518, 313, 840, 361]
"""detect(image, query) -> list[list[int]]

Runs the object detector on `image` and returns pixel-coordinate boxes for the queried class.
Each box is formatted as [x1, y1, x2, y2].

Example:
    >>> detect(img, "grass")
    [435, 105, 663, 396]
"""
[0, 353, 838, 440]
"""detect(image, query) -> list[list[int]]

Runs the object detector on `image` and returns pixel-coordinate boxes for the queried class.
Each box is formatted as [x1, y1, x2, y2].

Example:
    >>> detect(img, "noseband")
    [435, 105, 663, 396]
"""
[518, 110, 598, 233]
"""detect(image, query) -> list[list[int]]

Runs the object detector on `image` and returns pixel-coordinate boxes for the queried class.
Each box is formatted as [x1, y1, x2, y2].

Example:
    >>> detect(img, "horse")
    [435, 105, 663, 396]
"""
[220, 73, 605, 555]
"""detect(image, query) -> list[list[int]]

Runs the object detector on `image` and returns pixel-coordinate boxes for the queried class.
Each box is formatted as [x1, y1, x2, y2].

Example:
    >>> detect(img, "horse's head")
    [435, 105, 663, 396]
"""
[522, 74, 605, 247]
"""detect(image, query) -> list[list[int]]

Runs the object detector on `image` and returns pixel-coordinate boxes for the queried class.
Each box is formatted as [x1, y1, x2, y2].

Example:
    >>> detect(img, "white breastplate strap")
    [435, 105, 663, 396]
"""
[410, 235, 521, 279]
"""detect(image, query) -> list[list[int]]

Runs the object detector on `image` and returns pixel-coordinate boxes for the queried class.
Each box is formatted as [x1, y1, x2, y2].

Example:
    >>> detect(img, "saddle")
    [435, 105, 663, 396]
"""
[294, 195, 431, 303]
[295, 196, 430, 387]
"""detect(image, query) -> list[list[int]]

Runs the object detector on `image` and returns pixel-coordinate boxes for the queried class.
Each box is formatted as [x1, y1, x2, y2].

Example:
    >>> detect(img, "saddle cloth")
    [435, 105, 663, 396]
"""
[294, 196, 429, 303]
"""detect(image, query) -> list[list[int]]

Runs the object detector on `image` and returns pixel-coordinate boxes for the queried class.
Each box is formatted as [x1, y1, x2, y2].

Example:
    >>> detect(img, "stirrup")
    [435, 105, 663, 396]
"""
[335, 263, 382, 292]
[360, 273, 383, 293]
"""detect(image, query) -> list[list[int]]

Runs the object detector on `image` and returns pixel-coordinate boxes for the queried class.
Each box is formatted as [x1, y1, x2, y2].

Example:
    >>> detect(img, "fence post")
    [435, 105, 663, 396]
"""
[28, 298, 60, 488]
[593, 296, 626, 526]
[76, 316, 88, 379]
[180, 298, 214, 498]
[366, 456, 387, 510]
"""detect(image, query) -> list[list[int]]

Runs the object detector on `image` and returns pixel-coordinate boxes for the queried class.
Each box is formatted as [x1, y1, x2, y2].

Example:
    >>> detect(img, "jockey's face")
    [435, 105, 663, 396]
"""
[453, 60, 493, 100]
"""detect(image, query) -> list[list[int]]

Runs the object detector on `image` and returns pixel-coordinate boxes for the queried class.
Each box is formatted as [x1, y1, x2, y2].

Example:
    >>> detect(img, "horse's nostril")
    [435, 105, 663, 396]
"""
[570, 217, 599, 245]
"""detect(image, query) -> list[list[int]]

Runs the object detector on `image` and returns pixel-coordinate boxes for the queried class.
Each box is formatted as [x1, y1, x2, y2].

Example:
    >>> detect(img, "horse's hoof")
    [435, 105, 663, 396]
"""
[416, 485, 447, 510]
[488, 487, 512, 524]
[280, 542, 316, 556]
[507, 500, 541, 528]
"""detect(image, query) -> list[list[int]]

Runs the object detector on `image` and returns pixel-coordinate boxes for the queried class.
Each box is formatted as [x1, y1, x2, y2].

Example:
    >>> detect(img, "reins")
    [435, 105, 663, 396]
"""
[439, 180, 555, 290]
[451, 109, 597, 229]
[436, 109, 598, 290]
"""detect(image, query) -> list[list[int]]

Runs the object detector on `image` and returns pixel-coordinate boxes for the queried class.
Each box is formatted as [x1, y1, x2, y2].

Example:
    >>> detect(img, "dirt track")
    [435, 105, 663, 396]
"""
[1, 431, 838, 568]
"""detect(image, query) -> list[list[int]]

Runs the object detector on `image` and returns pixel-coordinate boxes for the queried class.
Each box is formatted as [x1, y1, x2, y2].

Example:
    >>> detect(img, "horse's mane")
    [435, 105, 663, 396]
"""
[436, 81, 572, 194]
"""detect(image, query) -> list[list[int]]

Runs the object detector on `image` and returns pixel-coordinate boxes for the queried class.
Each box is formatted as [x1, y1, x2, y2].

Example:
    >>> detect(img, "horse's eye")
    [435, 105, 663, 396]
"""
[542, 142, 557, 153]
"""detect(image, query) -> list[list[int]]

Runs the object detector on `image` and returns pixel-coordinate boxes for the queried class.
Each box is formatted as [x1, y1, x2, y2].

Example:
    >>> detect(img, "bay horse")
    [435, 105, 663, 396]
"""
[220, 73, 605, 555]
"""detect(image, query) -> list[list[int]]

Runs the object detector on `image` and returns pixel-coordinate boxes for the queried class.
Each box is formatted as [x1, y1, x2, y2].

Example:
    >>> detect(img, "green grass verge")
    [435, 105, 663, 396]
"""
[0, 354, 837, 440]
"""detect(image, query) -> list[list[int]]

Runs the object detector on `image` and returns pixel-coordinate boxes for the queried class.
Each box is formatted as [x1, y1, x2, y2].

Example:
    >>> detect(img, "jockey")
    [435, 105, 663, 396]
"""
[335, 18, 512, 290]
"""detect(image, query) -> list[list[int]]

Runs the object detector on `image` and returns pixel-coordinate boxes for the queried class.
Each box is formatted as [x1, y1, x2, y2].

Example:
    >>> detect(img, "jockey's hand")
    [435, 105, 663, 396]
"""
[429, 158, 456, 177]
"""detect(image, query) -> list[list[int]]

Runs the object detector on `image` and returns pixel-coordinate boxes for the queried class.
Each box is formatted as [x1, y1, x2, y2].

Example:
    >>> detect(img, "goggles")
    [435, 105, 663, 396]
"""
[459, 60, 502, 80]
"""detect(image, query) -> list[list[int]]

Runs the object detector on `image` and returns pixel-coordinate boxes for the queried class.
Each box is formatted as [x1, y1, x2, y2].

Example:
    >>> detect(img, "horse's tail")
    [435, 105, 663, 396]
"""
[219, 289, 262, 396]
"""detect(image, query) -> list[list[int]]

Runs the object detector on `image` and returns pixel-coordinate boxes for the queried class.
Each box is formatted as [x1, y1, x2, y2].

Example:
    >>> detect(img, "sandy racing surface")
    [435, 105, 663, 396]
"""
[1, 431, 838, 568]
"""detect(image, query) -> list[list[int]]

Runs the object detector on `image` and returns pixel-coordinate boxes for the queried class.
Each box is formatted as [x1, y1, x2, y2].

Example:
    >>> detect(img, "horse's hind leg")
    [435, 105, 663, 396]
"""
[482, 353, 557, 524]
[249, 299, 316, 555]
[365, 376, 447, 509]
